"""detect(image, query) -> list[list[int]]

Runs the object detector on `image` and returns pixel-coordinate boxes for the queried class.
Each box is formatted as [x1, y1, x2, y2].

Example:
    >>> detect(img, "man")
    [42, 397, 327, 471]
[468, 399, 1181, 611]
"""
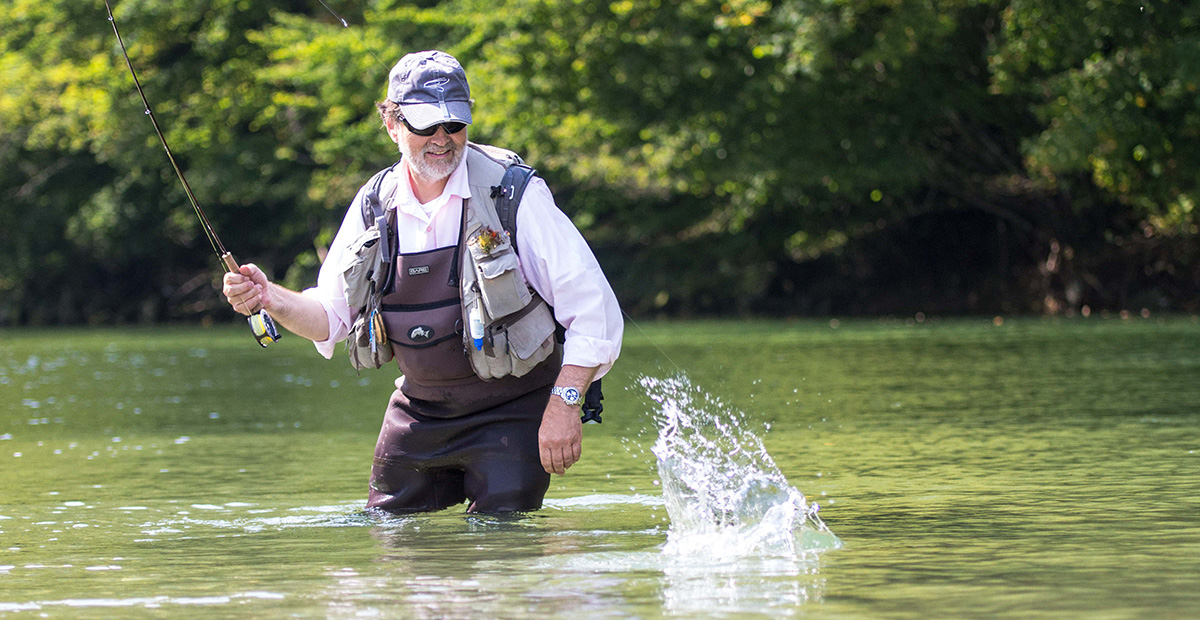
[222, 50, 623, 513]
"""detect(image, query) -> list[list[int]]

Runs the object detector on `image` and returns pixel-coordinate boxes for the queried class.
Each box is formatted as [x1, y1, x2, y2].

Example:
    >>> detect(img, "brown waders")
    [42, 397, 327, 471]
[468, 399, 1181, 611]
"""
[366, 206, 560, 513]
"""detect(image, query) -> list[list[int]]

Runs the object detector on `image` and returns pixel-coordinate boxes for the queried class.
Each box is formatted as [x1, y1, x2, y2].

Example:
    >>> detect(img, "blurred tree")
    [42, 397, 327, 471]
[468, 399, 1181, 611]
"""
[468, 0, 1042, 314]
[991, 0, 1199, 311]
[0, 0, 1195, 326]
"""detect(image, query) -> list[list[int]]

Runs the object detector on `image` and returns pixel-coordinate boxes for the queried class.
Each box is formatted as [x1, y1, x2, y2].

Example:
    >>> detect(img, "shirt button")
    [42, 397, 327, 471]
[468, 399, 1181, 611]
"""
[426, 226, 432, 232]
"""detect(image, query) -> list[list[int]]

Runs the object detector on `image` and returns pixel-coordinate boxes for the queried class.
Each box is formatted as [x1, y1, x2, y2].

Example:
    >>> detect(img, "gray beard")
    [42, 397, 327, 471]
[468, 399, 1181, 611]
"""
[400, 139, 463, 184]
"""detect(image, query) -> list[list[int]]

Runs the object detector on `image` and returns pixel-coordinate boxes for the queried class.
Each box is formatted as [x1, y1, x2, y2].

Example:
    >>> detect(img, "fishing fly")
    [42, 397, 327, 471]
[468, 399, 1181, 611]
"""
[103, 0, 281, 347]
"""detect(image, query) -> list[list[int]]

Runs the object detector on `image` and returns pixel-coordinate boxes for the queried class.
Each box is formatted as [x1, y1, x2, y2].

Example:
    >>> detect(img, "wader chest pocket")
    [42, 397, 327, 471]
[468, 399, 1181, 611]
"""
[468, 234, 531, 319]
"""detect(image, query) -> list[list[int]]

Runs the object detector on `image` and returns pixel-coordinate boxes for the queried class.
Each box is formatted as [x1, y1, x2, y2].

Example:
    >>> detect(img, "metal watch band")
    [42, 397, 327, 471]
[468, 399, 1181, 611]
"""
[550, 386, 583, 407]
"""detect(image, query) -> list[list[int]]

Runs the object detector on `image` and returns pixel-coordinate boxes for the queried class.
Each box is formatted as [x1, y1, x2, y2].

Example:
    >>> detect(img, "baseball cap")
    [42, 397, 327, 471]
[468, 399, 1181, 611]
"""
[386, 50, 472, 130]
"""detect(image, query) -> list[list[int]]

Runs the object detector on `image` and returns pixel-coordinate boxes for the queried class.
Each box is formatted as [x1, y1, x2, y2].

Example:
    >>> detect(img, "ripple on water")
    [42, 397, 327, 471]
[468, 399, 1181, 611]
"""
[140, 501, 377, 535]
[544, 494, 664, 510]
[0, 591, 286, 613]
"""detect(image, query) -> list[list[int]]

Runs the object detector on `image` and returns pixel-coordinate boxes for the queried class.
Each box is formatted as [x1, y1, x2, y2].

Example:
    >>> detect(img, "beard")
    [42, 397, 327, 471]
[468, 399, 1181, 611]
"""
[400, 137, 464, 183]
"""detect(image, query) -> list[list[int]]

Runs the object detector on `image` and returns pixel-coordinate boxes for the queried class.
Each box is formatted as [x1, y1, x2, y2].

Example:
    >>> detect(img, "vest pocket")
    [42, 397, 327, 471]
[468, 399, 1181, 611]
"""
[503, 301, 557, 362]
[468, 235, 531, 318]
[462, 291, 555, 381]
[340, 226, 384, 310]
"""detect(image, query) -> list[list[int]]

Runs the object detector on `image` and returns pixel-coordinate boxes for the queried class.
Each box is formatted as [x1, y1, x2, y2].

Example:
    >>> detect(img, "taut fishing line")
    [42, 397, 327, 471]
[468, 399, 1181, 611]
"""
[103, 0, 281, 347]
[313, 0, 390, 71]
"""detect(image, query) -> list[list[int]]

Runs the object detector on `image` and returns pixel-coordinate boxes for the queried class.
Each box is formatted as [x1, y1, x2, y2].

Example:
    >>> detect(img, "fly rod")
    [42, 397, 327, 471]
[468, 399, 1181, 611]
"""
[104, 0, 280, 347]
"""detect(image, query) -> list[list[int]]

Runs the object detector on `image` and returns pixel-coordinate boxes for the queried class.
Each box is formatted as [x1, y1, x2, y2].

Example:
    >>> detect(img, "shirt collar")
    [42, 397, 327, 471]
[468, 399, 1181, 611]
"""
[391, 153, 472, 219]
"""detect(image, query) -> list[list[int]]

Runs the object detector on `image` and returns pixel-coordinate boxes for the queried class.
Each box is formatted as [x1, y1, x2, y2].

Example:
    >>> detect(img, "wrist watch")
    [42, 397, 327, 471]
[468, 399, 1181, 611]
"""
[550, 386, 583, 407]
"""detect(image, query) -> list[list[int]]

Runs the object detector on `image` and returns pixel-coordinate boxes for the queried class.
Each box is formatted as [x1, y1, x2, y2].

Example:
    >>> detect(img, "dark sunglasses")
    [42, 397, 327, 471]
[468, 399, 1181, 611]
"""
[399, 116, 467, 137]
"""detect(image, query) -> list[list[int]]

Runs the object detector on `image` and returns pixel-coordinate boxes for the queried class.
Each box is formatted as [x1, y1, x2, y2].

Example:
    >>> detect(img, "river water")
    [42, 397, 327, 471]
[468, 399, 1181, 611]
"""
[1, 317, 1198, 618]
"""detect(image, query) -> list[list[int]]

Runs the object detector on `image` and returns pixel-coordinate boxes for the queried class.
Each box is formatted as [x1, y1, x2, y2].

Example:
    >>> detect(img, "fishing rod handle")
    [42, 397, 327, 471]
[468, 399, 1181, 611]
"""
[221, 252, 281, 348]
[221, 252, 240, 274]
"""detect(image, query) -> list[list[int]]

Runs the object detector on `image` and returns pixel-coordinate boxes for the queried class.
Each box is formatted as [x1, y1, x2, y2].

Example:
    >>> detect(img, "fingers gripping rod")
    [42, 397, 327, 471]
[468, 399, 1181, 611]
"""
[104, 0, 279, 347]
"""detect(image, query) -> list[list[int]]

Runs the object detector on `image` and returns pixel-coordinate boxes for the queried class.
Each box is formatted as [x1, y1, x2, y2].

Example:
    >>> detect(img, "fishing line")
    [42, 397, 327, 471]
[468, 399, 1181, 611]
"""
[103, 0, 281, 347]
[622, 309, 684, 374]
[104, 1, 225, 264]
[313, 0, 390, 71]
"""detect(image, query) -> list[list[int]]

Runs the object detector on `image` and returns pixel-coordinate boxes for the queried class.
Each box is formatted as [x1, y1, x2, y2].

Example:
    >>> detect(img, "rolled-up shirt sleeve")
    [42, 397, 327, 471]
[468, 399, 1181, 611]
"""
[515, 178, 623, 379]
[302, 186, 370, 359]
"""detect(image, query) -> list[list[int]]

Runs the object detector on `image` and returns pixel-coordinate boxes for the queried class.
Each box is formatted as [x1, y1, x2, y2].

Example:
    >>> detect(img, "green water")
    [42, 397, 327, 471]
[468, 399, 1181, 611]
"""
[2, 317, 1199, 618]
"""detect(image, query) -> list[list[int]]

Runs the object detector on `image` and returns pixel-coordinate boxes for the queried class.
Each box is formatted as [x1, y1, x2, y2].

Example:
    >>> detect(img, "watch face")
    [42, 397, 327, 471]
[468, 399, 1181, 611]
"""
[554, 387, 581, 404]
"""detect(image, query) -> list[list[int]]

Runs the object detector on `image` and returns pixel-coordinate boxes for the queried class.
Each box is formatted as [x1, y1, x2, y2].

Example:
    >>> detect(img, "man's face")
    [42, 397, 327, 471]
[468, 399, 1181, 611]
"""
[388, 115, 468, 184]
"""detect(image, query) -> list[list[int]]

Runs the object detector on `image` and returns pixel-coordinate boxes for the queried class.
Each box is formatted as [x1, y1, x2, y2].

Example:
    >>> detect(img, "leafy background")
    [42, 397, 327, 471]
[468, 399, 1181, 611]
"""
[2, 0, 1196, 325]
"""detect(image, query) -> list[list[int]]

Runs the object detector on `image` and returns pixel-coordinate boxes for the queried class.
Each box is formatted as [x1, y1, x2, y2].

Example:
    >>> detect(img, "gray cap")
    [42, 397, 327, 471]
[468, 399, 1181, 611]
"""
[386, 50, 472, 130]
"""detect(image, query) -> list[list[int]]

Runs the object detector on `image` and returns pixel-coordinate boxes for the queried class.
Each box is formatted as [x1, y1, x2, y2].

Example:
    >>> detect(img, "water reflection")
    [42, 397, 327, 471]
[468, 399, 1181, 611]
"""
[316, 508, 633, 619]
[303, 497, 834, 620]
[660, 554, 827, 616]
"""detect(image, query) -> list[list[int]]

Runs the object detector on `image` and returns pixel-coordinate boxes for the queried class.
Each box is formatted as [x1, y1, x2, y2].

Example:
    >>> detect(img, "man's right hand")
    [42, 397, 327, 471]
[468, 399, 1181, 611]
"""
[222, 264, 272, 316]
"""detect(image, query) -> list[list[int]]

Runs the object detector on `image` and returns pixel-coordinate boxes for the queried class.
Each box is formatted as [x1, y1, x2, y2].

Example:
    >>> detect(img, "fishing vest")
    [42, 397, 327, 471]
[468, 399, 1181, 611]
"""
[370, 144, 560, 414]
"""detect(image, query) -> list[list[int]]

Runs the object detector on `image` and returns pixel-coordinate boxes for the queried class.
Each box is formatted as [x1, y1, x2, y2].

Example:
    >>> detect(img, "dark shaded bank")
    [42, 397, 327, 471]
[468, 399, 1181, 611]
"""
[596, 188, 1198, 319]
[757, 209, 1198, 318]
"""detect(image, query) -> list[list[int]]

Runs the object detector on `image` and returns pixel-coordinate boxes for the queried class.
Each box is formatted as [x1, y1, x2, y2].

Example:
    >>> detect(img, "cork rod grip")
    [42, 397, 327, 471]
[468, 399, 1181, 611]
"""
[221, 252, 240, 274]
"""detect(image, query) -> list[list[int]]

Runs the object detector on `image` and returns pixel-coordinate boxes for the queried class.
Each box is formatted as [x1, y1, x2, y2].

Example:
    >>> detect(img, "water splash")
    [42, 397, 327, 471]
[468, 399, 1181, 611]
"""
[642, 375, 841, 557]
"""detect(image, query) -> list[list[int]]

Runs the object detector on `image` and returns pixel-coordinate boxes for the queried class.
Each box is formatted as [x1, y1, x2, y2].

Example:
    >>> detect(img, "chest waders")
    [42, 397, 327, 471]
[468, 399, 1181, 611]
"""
[362, 144, 559, 513]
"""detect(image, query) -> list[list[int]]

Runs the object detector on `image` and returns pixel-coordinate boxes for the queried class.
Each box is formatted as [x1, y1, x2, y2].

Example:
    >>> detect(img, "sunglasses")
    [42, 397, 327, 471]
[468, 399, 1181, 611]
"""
[399, 116, 467, 137]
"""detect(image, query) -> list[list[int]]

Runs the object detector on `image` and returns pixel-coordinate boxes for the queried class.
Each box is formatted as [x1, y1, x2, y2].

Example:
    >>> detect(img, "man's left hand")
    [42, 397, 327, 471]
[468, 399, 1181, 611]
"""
[538, 397, 583, 475]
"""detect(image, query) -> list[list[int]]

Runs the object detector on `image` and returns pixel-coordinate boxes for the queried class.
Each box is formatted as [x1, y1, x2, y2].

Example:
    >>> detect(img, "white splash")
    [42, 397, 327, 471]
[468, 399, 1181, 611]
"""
[642, 375, 840, 558]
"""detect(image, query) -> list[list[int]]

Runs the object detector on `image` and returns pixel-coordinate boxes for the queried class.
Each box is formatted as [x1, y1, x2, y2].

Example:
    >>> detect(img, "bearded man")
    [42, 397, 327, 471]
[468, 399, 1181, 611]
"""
[221, 50, 623, 513]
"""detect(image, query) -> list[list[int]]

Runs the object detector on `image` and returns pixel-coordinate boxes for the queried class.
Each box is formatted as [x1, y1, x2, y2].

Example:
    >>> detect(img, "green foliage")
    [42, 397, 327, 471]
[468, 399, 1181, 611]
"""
[993, 0, 1200, 233]
[1, 0, 1196, 325]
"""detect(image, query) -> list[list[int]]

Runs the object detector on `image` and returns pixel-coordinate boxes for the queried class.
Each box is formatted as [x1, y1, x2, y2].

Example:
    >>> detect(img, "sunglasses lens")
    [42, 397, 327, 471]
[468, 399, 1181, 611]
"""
[401, 117, 466, 136]
[409, 123, 437, 136]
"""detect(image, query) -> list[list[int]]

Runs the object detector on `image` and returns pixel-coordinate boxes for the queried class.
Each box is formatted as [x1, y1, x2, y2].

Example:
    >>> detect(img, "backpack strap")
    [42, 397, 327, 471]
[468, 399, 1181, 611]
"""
[490, 163, 536, 254]
[359, 162, 397, 228]
[359, 162, 400, 295]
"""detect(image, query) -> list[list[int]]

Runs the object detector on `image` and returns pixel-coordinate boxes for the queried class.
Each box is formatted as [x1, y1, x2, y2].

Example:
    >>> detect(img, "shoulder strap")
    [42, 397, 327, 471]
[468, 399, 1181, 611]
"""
[490, 163, 536, 254]
[359, 162, 399, 295]
[359, 162, 397, 228]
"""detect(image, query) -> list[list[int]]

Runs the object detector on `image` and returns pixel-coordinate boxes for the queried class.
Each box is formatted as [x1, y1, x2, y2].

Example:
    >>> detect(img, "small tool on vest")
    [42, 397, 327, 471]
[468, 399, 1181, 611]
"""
[469, 306, 486, 350]
[105, 1, 280, 348]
